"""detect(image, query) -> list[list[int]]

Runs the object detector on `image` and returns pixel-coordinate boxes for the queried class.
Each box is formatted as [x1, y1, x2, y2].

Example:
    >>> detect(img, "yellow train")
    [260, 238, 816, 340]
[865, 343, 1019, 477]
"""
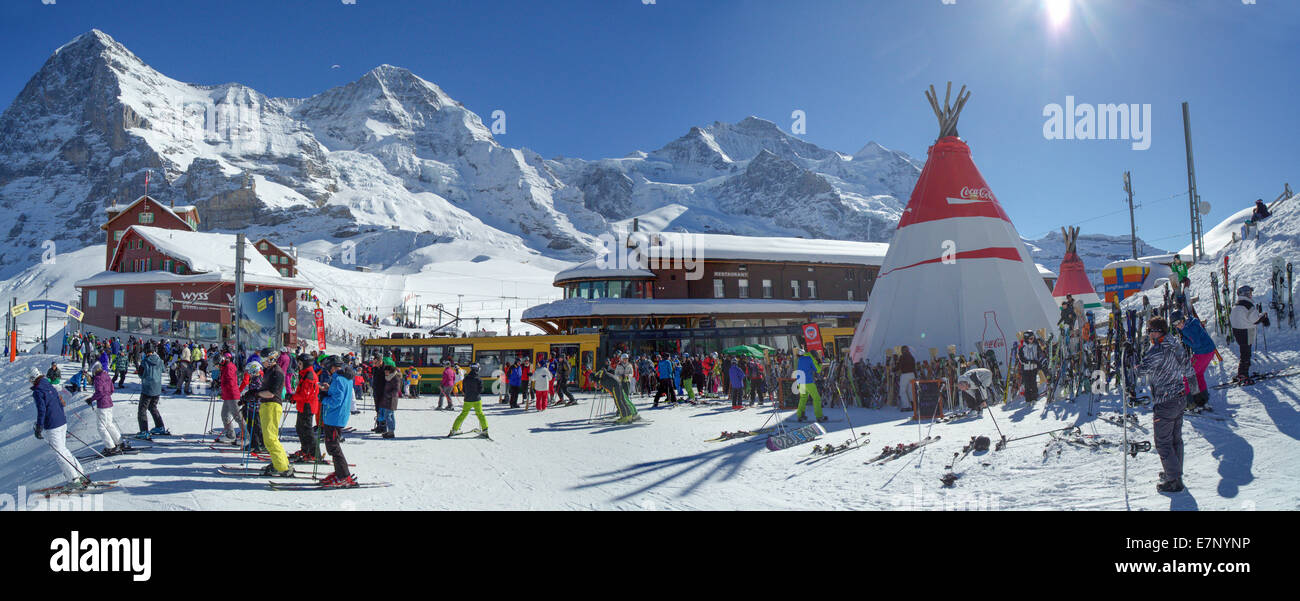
[361, 326, 857, 395]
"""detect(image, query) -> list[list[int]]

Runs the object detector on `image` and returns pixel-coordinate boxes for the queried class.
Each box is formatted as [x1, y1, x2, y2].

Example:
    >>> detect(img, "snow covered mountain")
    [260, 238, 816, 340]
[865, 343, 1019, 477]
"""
[0, 30, 922, 280]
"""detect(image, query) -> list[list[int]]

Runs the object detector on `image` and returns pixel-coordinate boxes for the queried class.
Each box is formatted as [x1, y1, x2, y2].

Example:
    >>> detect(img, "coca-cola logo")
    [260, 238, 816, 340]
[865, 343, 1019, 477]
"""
[985, 339, 1005, 348]
[960, 186, 994, 201]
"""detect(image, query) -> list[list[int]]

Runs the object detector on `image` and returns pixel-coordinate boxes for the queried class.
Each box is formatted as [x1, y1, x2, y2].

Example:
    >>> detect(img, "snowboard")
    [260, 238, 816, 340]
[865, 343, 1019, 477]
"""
[765, 422, 826, 451]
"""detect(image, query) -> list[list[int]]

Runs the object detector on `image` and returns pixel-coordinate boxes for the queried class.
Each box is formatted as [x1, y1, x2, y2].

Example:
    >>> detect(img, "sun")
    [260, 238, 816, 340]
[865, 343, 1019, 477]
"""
[1046, 0, 1072, 28]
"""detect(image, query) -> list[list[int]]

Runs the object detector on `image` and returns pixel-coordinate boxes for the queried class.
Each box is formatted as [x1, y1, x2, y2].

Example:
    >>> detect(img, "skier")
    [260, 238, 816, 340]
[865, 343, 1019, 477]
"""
[31, 367, 89, 489]
[614, 353, 636, 407]
[600, 357, 640, 424]
[555, 354, 577, 405]
[795, 347, 826, 422]
[1170, 311, 1215, 411]
[85, 363, 130, 456]
[531, 356, 553, 411]
[239, 361, 267, 453]
[506, 359, 523, 408]
[1017, 332, 1046, 403]
[112, 351, 128, 389]
[955, 368, 994, 414]
[289, 354, 321, 463]
[1058, 295, 1077, 332]
[438, 362, 457, 410]
[257, 350, 292, 477]
[376, 357, 400, 438]
[897, 346, 917, 412]
[748, 357, 766, 406]
[1228, 286, 1269, 384]
[652, 354, 677, 407]
[64, 367, 88, 394]
[1137, 317, 1196, 493]
[680, 353, 698, 403]
[319, 356, 358, 487]
[1169, 255, 1189, 286]
[218, 352, 247, 444]
[449, 364, 490, 437]
[1252, 198, 1270, 222]
[728, 358, 746, 410]
[136, 344, 167, 439]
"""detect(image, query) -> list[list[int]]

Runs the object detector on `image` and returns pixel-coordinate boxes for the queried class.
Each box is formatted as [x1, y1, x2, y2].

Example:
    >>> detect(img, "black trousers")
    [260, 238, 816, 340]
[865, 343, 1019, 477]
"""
[509, 384, 521, 408]
[137, 395, 164, 431]
[750, 379, 764, 403]
[556, 379, 576, 403]
[114, 370, 127, 388]
[653, 378, 676, 405]
[296, 406, 319, 457]
[322, 425, 350, 478]
[1232, 328, 1252, 378]
[1152, 399, 1184, 482]
[1021, 370, 1040, 402]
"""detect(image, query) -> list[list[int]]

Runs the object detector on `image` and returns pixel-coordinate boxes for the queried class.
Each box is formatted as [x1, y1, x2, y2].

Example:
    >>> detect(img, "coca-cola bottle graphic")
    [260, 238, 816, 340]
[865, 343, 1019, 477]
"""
[981, 311, 1007, 366]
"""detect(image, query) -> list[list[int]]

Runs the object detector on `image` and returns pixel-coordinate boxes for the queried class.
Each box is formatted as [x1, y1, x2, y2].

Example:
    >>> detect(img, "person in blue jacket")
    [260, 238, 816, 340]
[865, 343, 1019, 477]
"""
[652, 354, 677, 407]
[30, 367, 88, 489]
[136, 344, 168, 438]
[318, 356, 358, 487]
[507, 360, 523, 408]
[1171, 311, 1216, 411]
[795, 348, 826, 422]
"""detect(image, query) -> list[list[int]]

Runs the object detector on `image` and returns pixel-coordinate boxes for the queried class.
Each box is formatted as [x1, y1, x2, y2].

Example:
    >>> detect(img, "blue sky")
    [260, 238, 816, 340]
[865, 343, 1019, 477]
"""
[1, 0, 1297, 251]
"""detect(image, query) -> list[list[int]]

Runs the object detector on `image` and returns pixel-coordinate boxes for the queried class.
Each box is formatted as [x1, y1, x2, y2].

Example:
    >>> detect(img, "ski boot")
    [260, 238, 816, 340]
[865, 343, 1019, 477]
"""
[381, 431, 395, 439]
[101, 446, 121, 457]
[288, 450, 305, 462]
[817, 415, 829, 422]
[148, 426, 171, 436]
[797, 414, 807, 422]
[260, 464, 294, 478]
[68, 476, 92, 491]
[133, 431, 152, 441]
[116, 441, 134, 453]
[477, 430, 491, 440]
[321, 474, 358, 488]
[1156, 478, 1185, 493]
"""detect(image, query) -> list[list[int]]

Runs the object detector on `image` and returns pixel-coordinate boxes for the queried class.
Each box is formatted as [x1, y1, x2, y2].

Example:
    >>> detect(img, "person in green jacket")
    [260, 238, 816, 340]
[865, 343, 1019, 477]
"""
[112, 352, 130, 389]
[1170, 255, 1189, 286]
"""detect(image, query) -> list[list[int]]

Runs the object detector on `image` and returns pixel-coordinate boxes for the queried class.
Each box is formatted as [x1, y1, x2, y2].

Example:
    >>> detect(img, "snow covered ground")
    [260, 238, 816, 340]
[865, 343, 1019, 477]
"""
[1, 345, 1295, 510]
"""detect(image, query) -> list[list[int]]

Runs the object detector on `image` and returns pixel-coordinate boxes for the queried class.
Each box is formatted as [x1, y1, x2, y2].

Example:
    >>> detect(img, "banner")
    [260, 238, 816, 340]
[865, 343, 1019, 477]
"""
[802, 322, 824, 352]
[314, 308, 326, 351]
[237, 290, 278, 350]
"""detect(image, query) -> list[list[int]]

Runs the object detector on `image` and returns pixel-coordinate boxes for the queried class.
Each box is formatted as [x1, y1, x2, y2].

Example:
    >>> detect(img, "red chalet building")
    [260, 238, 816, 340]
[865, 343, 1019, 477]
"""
[75, 196, 308, 345]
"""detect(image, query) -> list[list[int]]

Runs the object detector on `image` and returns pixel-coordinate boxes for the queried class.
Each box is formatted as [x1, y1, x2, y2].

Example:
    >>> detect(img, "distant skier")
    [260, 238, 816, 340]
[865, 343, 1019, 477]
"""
[1252, 198, 1270, 222]
[319, 356, 359, 487]
[136, 344, 167, 439]
[896, 346, 916, 412]
[1228, 286, 1269, 384]
[289, 354, 321, 463]
[728, 358, 746, 410]
[1170, 311, 1215, 411]
[438, 362, 457, 410]
[1058, 295, 1077, 332]
[257, 349, 292, 477]
[1169, 255, 1189, 286]
[652, 354, 677, 407]
[1137, 317, 1196, 493]
[30, 366, 88, 490]
[531, 356, 553, 411]
[376, 358, 400, 438]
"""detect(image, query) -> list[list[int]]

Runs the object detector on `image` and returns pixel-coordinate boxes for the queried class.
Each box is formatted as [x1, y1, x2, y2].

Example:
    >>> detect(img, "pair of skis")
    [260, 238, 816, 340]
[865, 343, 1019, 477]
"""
[863, 435, 941, 465]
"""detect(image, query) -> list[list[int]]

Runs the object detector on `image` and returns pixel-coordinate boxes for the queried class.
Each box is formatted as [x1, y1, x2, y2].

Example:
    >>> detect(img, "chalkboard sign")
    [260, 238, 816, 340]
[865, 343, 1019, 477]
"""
[912, 379, 944, 420]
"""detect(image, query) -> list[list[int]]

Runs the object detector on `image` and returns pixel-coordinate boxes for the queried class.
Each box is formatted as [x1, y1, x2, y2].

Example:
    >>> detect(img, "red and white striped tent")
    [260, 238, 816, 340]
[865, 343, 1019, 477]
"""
[1051, 226, 1105, 311]
[848, 84, 1056, 366]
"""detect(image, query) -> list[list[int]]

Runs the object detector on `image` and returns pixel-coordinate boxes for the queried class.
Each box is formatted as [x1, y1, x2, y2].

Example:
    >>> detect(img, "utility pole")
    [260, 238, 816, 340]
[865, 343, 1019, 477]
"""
[1182, 102, 1205, 262]
[234, 234, 246, 351]
[41, 281, 52, 353]
[1123, 171, 1137, 260]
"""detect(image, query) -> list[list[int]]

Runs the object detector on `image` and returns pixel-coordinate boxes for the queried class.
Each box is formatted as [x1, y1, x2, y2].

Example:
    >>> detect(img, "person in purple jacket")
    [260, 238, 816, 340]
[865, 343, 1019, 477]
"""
[728, 358, 747, 410]
[85, 363, 132, 456]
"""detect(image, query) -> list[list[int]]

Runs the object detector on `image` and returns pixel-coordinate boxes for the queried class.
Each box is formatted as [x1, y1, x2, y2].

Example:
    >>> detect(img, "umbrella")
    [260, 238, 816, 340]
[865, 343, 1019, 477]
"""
[750, 343, 776, 352]
[721, 345, 763, 358]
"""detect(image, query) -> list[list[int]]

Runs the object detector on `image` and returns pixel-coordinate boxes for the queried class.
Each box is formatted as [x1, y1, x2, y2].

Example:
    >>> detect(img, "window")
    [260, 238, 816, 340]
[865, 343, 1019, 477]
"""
[88, 290, 97, 308]
[790, 280, 800, 299]
[713, 278, 725, 298]
[260, 243, 269, 251]
[847, 290, 854, 301]
[762, 279, 773, 299]
[114, 230, 124, 241]
[738, 279, 750, 299]
[113, 289, 124, 308]
[807, 280, 817, 299]
[139, 212, 154, 224]
[279, 268, 288, 277]
[163, 259, 173, 272]
[578, 281, 591, 299]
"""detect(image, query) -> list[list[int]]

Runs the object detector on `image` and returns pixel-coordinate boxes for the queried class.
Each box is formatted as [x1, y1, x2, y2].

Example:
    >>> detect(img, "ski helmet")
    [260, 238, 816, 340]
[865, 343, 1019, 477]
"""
[1237, 285, 1253, 297]
[27, 366, 42, 382]
[1170, 311, 1185, 324]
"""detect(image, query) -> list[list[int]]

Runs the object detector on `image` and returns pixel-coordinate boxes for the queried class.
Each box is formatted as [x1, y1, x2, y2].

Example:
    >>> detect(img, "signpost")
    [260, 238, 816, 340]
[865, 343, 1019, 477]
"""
[5, 299, 83, 359]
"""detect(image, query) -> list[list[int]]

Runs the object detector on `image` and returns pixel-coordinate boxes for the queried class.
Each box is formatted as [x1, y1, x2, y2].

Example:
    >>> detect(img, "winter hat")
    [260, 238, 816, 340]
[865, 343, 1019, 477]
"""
[246, 361, 263, 373]
[92, 363, 104, 374]
[1237, 286, 1253, 297]
[383, 357, 397, 368]
[27, 366, 42, 382]
[1170, 311, 1186, 324]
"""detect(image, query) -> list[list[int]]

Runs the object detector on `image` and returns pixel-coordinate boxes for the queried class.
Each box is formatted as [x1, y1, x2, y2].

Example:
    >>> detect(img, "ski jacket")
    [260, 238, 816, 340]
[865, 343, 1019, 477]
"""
[89, 370, 115, 409]
[292, 367, 320, 413]
[1176, 317, 1216, 356]
[728, 364, 746, 388]
[139, 353, 164, 396]
[277, 352, 291, 378]
[320, 368, 355, 427]
[32, 378, 67, 430]
[462, 371, 482, 403]
[1138, 335, 1194, 401]
[441, 368, 456, 387]
[220, 361, 241, 400]
[796, 354, 821, 382]
[1017, 343, 1043, 368]
[260, 364, 286, 402]
[112, 354, 129, 372]
[681, 359, 695, 378]
[614, 361, 635, 382]
[657, 359, 672, 379]
[1229, 299, 1262, 345]
[896, 352, 915, 375]
[507, 366, 522, 386]
[531, 366, 553, 390]
[1170, 262, 1189, 283]
[377, 369, 401, 410]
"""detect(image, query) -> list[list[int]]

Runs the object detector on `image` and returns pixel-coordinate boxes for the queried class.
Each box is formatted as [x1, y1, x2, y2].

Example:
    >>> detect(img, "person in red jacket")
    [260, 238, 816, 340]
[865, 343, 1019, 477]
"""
[218, 353, 247, 444]
[290, 355, 322, 462]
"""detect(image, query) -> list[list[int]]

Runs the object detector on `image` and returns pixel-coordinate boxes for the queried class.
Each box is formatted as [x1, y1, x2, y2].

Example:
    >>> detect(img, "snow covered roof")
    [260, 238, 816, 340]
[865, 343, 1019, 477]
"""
[108, 226, 284, 280]
[554, 233, 890, 283]
[254, 238, 295, 259]
[73, 269, 304, 289]
[102, 195, 198, 230]
[522, 298, 866, 320]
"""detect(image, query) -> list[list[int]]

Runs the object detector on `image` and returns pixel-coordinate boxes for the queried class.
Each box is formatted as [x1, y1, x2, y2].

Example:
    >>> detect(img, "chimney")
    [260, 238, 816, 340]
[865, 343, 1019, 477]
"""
[632, 218, 639, 232]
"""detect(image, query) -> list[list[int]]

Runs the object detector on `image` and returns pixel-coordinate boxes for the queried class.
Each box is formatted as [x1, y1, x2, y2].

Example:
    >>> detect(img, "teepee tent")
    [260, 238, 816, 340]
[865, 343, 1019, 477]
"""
[1051, 226, 1105, 311]
[848, 83, 1058, 367]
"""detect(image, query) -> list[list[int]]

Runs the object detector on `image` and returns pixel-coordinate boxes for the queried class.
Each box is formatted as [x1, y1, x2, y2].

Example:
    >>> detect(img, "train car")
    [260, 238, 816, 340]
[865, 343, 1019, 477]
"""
[360, 333, 602, 395]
